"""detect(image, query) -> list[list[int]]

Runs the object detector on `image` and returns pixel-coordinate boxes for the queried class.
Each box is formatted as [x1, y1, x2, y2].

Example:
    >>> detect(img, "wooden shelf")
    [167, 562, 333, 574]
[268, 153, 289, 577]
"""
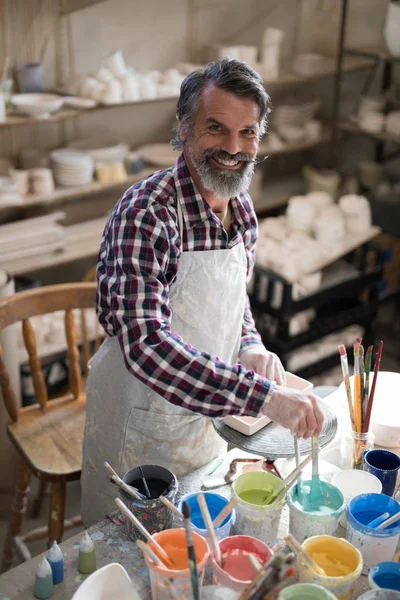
[0, 169, 154, 214]
[339, 121, 400, 145]
[0, 55, 375, 131]
[254, 176, 305, 215]
[344, 45, 400, 63]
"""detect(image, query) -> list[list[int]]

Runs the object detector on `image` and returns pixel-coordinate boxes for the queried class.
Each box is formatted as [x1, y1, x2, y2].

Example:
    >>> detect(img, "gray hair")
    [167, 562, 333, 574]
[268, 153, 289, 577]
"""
[171, 57, 271, 150]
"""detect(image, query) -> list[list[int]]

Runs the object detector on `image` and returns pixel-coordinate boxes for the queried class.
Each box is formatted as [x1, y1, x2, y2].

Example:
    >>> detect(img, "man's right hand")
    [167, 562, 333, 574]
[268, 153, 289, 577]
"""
[260, 385, 324, 439]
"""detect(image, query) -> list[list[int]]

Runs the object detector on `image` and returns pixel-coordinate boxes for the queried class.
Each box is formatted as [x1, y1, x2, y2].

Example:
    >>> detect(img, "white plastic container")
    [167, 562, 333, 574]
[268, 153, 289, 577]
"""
[332, 469, 382, 528]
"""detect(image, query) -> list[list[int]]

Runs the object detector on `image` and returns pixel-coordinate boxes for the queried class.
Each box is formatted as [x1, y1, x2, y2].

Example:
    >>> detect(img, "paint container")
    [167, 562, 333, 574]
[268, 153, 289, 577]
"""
[232, 471, 285, 546]
[299, 535, 363, 599]
[121, 464, 178, 541]
[346, 493, 400, 574]
[177, 492, 235, 541]
[332, 469, 382, 528]
[200, 586, 240, 599]
[212, 535, 273, 593]
[145, 528, 210, 600]
[363, 449, 400, 496]
[287, 480, 345, 543]
[359, 591, 400, 599]
[369, 562, 400, 591]
[278, 583, 337, 599]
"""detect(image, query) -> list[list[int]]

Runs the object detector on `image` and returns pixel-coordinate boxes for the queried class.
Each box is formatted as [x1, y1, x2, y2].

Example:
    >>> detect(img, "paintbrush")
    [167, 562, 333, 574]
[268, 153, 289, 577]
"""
[239, 552, 296, 600]
[212, 497, 239, 529]
[377, 511, 400, 530]
[338, 344, 355, 430]
[285, 534, 326, 576]
[114, 498, 175, 568]
[104, 462, 146, 501]
[353, 342, 362, 433]
[264, 454, 313, 506]
[363, 340, 383, 433]
[160, 496, 184, 520]
[182, 502, 200, 600]
[139, 466, 151, 499]
[363, 345, 373, 425]
[359, 343, 365, 429]
[197, 493, 222, 565]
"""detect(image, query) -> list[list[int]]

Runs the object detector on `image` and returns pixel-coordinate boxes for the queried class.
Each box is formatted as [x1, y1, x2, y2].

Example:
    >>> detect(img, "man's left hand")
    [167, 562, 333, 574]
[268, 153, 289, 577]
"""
[240, 348, 285, 385]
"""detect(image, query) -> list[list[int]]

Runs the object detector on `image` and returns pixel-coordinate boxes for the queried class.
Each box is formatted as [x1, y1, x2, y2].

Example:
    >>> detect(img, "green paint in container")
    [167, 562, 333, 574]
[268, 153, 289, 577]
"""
[78, 531, 96, 574]
[34, 557, 53, 599]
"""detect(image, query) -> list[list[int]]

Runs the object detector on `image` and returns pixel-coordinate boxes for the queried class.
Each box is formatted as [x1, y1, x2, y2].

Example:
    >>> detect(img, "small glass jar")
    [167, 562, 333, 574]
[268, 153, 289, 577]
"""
[340, 430, 375, 470]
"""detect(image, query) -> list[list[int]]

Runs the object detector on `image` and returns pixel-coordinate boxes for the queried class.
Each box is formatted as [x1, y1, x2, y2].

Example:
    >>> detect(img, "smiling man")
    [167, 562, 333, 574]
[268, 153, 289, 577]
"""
[81, 58, 324, 526]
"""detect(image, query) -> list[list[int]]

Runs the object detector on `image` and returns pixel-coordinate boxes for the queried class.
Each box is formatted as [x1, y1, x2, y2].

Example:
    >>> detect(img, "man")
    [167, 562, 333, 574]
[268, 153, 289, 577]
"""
[81, 58, 323, 526]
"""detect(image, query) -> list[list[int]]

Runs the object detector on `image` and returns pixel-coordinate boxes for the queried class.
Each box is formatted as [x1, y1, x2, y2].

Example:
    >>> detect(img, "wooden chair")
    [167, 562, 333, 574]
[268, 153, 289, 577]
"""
[0, 282, 97, 572]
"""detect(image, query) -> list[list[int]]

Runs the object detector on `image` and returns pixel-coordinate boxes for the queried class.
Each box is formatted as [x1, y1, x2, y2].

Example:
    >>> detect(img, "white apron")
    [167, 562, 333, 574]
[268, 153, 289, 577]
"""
[81, 198, 247, 527]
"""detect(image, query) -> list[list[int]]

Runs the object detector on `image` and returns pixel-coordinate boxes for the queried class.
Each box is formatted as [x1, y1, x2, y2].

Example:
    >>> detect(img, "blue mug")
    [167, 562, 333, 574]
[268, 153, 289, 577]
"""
[363, 449, 400, 496]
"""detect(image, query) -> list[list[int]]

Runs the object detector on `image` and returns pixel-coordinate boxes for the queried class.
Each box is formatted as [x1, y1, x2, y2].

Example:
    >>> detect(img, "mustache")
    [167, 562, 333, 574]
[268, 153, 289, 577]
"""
[202, 148, 267, 166]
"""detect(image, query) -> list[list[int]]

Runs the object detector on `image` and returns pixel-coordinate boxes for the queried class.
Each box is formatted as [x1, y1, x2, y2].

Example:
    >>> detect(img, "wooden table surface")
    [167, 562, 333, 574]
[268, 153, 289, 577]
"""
[0, 460, 374, 599]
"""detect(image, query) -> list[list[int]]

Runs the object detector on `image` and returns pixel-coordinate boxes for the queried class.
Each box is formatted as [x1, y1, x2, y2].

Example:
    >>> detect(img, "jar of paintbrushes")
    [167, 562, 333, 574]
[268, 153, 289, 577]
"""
[338, 340, 383, 470]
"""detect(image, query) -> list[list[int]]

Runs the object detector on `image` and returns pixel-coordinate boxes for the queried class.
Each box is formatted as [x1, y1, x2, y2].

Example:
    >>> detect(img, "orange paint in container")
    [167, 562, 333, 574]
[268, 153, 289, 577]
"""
[145, 528, 210, 599]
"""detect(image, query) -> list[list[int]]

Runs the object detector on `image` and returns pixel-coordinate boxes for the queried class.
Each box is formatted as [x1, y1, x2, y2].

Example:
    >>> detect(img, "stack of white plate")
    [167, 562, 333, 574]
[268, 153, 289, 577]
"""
[273, 99, 320, 128]
[50, 149, 94, 186]
[385, 110, 400, 136]
[68, 137, 129, 164]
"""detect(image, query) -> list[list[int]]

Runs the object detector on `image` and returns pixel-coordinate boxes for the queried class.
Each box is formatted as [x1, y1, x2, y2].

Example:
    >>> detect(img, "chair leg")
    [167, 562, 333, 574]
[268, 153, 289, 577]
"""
[1, 460, 31, 573]
[31, 479, 48, 518]
[47, 480, 66, 547]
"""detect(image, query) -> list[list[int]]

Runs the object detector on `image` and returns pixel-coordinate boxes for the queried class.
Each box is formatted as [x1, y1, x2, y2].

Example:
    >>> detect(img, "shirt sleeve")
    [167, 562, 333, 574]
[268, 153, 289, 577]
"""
[98, 200, 271, 418]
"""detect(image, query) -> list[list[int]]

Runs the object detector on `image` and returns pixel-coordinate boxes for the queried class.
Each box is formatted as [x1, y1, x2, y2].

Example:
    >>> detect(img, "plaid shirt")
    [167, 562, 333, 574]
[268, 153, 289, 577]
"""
[97, 154, 272, 417]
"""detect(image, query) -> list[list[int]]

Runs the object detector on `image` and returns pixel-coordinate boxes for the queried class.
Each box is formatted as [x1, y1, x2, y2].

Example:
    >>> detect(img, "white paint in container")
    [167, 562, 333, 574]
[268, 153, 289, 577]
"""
[332, 469, 382, 528]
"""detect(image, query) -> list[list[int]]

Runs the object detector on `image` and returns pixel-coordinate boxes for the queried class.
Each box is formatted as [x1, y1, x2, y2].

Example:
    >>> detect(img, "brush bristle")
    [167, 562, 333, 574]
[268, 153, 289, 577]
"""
[182, 501, 191, 519]
[356, 336, 363, 344]
[338, 344, 346, 356]
[353, 341, 360, 355]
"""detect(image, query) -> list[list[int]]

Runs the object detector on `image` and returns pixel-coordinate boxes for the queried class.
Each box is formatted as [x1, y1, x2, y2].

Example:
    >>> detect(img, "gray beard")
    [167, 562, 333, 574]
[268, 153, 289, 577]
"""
[189, 147, 255, 199]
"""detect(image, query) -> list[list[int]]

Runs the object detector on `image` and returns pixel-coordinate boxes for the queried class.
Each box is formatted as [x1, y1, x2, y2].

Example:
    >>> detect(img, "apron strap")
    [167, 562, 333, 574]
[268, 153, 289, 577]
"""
[177, 195, 184, 242]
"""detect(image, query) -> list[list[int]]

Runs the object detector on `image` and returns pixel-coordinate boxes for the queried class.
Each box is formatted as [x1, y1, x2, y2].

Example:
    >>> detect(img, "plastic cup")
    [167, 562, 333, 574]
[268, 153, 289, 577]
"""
[278, 583, 337, 599]
[299, 535, 363, 599]
[121, 464, 178, 541]
[287, 480, 345, 542]
[332, 469, 382, 528]
[212, 535, 273, 593]
[178, 492, 235, 541]
[233, 471, 285, 546]
[359, 591, 400, 599]
[369, 561, 400, 591]
[145, 528, 210, 599]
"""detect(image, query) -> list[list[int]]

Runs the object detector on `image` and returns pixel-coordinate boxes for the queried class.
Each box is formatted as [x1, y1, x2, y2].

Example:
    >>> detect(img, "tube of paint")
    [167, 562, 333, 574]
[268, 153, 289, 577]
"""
[47, 540, 64, 584]
[78, 531, 96, 574]
[34, 557, 53, 599]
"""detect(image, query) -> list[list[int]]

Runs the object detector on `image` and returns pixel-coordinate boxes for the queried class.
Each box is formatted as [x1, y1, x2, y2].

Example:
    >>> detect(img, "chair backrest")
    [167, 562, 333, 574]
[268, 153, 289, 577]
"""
[0, 282, 97, 423]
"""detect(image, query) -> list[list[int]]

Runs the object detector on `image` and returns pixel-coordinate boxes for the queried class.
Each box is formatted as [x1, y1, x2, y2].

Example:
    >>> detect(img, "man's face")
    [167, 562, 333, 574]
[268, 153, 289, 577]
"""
[182, 83, 261, 199]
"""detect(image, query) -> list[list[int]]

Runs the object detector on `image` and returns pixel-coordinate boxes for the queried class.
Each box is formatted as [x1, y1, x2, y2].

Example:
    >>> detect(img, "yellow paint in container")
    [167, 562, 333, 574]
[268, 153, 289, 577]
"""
[298, 535, 363, 600]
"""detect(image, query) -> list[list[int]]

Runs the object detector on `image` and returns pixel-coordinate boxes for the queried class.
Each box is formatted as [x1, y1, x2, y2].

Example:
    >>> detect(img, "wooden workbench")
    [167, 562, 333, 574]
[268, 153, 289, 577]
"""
[0, 459, 373, 599]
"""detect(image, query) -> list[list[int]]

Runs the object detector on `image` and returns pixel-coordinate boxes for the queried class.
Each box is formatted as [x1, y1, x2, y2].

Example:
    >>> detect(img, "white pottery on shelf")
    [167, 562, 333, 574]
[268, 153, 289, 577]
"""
[103, 49, 128, 79]
[11, 93, 64, 119]
[384, 1, 400, 56]
[261, 27, 284, 80]
[286, 196, 316, 234]
[292, 52, 331, 77]
[50, 149, 93, 187]
[339, 194, 372, 234]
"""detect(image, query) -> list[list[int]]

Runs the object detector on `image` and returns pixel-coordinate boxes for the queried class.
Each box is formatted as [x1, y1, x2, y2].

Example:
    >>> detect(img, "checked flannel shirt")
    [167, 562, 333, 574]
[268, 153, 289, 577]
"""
[96, 153, 273, 417]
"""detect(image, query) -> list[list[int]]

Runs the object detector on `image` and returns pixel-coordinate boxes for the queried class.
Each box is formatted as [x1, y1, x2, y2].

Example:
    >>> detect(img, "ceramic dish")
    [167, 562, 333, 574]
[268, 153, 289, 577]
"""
[136, 143, 178, 167]
[223, 371, 313, 436]
[71, 562, 141, 600]
[68, 137, 129, 163]
[11, 93, 64, 118]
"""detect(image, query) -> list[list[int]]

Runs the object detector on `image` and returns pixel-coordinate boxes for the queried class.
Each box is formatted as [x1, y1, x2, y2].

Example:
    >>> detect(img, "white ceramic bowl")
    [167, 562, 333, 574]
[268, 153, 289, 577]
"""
[71, 563, 141, 600]
[11, 93, 64, 118]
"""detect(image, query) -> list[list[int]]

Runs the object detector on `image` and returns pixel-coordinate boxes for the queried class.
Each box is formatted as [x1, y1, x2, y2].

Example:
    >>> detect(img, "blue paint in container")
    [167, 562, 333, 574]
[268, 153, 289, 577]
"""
[178, 492, 235, 540]
[369, 562, 400, 591]
[346, 493, 400, 574]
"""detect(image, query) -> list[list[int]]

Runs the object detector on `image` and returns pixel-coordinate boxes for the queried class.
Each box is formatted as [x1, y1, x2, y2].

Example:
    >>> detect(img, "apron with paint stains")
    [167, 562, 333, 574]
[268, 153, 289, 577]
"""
[81, 197, 247, 527]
